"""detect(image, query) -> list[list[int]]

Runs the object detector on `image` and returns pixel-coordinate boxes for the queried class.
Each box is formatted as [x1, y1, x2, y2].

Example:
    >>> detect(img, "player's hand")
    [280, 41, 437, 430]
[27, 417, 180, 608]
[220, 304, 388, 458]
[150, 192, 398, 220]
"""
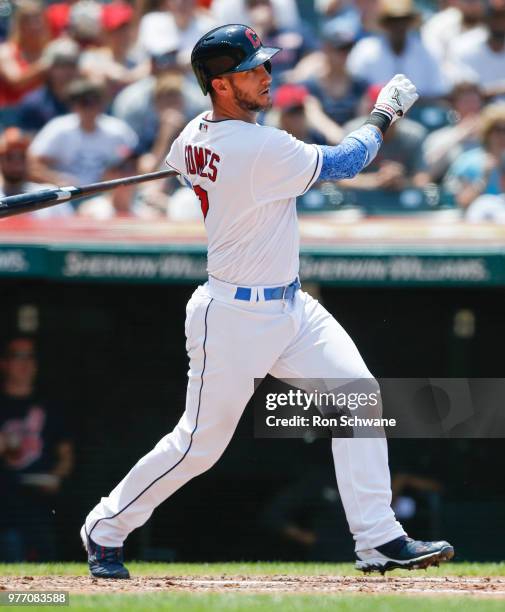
[374, 74, 419, 124]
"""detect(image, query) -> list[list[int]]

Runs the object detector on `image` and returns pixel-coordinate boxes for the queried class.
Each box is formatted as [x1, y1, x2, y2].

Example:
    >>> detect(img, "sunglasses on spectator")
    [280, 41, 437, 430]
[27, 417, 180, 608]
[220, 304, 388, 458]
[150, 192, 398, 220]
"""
[492, 124, 505, 133]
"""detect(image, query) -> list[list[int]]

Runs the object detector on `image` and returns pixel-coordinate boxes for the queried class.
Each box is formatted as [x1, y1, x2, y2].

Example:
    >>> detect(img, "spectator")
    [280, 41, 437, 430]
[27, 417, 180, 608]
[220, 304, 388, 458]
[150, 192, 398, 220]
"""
[211, 0, 301, 30]
[0, 0, 49, 108]
[423, 82, 484, 182]
[465, 153, 505, 221]
[316, 0, 379, 41]
[112, 47, 204, 154]
[447, 4, 505, 96]
[79, 2, 149, 97]
[137, 0, 215, 63]
[67, 0, 103, 50]
[291, 21, 366, 125]
[138, 73, 187, 174]
[0, 127, 73, 217]
[16, 39, 81, 133]
[347, 0, 448, 99]
[0, 336, 74, 561]
[266, 83, 342, 145]
[79, 151, 158, 219]
[29, 79, 138, 188]
[45, 0, 79, 39]
[341, 84, 430, 191]
[243, 0, 317, 84]
[444, 103, 505, 209]
[422, 0, 486, 65]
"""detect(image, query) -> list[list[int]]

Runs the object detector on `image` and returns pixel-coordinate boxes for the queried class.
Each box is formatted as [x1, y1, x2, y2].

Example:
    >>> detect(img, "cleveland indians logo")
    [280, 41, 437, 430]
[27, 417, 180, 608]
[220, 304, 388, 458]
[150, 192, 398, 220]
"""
[245, 28, 261, 49]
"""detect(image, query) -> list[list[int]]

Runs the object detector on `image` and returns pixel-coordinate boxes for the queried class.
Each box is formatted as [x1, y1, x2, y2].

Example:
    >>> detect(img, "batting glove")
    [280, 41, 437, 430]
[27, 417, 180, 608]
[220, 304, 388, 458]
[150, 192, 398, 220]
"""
[373, 74, 419, 124]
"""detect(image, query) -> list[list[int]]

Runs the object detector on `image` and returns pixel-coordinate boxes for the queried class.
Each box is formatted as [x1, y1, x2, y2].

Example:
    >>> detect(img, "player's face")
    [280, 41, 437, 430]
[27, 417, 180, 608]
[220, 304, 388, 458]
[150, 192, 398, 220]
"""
[226, 64, 273, 113]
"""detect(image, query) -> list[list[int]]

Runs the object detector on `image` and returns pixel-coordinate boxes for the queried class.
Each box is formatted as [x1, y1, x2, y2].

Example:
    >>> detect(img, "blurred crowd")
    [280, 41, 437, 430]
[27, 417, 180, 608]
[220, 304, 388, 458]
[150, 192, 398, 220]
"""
[1, 0, 505, 221]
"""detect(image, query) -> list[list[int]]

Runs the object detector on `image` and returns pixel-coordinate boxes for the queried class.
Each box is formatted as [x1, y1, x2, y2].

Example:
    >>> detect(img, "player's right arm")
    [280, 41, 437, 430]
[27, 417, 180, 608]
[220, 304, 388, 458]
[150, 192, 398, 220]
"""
[318, 74, 419, 181]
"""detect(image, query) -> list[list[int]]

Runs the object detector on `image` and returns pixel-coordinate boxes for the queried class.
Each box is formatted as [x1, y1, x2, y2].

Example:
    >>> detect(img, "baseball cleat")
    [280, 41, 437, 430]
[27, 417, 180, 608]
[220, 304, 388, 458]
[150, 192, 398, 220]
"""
[355, 536, 454, 574]
[80, 525, 130, 579]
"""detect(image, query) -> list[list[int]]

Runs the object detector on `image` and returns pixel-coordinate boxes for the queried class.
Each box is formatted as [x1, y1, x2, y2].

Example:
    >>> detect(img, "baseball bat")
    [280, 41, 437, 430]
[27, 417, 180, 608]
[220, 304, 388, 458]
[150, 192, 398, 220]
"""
[0, 168, 177, 218]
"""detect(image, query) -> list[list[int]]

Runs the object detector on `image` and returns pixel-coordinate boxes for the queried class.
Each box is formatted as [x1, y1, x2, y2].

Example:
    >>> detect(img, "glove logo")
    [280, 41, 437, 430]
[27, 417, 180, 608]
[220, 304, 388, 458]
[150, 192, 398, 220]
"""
[390, 87, 402, 108]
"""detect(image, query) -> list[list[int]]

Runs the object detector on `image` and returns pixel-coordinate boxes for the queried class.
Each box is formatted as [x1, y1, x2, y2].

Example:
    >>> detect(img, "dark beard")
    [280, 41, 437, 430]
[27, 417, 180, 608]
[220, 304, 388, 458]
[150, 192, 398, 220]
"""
[229, 80, 271, 113]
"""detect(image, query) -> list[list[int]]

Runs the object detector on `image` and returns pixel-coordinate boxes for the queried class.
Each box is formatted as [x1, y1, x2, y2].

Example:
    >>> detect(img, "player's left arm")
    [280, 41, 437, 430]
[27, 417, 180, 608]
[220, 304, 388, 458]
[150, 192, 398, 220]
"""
[318, 74, 419, 181]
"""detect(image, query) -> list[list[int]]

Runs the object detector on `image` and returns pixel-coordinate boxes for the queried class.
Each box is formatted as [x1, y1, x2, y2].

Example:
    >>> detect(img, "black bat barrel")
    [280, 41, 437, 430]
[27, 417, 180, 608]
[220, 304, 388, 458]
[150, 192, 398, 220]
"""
[0, 187, 78, 218]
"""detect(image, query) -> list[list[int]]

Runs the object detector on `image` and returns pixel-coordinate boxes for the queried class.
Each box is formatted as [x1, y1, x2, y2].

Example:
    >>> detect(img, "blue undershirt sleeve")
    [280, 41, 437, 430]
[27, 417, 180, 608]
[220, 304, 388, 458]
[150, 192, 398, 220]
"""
[318, 124, 383, 181]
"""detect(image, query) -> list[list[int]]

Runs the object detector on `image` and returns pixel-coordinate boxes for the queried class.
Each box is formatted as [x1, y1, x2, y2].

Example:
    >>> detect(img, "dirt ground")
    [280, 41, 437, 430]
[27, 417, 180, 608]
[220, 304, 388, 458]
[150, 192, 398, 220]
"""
[1, 574, 504, 598]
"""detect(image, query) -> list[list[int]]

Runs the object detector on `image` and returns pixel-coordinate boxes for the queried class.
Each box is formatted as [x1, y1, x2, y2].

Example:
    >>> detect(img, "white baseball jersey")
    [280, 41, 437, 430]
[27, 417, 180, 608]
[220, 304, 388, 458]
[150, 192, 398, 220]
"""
[165, 112, 322, 286]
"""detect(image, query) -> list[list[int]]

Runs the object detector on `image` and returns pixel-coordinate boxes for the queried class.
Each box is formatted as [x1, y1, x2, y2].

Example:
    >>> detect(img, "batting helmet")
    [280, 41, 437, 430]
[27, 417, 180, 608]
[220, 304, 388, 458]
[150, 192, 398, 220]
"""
[191, 24, 281, 95]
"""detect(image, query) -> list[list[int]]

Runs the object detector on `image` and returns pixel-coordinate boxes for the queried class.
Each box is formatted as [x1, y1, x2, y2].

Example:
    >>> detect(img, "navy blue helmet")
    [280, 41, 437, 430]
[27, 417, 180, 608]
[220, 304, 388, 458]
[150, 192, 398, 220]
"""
[191, 24, 281, 95]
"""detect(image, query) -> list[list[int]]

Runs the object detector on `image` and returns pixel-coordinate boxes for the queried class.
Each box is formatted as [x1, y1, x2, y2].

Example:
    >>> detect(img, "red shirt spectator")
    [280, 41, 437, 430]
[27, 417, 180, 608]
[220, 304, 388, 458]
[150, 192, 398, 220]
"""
[0, 0, 49, 107]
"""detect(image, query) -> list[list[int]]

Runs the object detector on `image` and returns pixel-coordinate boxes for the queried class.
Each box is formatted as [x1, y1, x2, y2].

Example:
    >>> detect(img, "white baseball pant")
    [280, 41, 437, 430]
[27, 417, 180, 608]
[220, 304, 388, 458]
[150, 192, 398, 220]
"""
[84, 277, 406, 551]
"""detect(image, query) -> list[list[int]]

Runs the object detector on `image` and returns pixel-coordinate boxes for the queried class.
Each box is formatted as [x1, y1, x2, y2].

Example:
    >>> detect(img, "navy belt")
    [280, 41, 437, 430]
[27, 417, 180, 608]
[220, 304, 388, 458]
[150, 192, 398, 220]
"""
[234, 279, 300, 301]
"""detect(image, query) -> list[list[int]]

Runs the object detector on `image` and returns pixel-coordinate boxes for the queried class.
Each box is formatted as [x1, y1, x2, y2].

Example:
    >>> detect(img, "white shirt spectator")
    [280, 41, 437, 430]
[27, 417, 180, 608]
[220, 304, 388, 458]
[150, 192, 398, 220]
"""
[211, 0, 300, 29]
[78, 194, 156, 219]
[447, 29, 505, 93]
[466, 194, 505, 223]
[422, 6, 485, 63]
[30, 114, 138, 185]
[138, 11, 215, 62]
[347, 31, 448, 97]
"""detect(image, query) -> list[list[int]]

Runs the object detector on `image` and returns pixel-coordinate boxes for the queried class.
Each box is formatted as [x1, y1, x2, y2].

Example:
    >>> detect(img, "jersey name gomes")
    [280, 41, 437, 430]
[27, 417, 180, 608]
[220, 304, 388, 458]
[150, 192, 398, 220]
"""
[184, 144, 221, 182]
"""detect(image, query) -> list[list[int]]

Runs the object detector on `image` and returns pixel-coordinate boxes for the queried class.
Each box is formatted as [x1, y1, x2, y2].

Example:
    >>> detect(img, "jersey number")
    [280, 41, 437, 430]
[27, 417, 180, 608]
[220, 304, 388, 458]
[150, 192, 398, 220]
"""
[194, 186, 209, 219]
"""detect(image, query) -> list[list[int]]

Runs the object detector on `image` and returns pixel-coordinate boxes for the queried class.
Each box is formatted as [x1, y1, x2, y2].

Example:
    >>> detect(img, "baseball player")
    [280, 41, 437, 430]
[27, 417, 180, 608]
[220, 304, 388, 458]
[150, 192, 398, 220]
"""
[81, 24, 454, 579]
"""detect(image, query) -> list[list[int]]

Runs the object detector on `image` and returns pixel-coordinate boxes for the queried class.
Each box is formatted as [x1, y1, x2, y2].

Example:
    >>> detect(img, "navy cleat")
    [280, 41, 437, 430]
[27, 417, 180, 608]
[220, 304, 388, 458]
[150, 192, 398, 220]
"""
[80, 526, 130, 579]
[356, 536, 454, 574]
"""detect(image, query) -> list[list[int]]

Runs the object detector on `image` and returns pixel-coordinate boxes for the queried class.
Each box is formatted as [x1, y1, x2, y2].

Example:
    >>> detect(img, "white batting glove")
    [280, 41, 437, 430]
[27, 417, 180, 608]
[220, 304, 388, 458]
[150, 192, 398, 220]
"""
[373, 74, 419, 124]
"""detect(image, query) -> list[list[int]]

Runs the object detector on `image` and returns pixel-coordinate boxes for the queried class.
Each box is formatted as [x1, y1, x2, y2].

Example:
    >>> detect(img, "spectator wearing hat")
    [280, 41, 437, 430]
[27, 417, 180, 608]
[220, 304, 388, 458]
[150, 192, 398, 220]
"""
[0, 127, 72, 217]
[290, 21, 366, 126]
[111, 45, 204, 154]
[45, 0, 79, 39]
[67, 0, 103, 49]
[266, 83, 342, 145]
[137, 0, 215, 64]
[241, 0, 317, 85]
[447, 3, 505, 96]
[423, 81, 484, 183]
[340, 84, 430, 191]
[0, 0, 50, 108]
[17, 39, 81, 133]
[444, 103, 505, 209]
[29, 79, 138, 189]
[79, 2, 149, 97]
[315, 0, 379, 42]
[347, 0, 448, 99]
